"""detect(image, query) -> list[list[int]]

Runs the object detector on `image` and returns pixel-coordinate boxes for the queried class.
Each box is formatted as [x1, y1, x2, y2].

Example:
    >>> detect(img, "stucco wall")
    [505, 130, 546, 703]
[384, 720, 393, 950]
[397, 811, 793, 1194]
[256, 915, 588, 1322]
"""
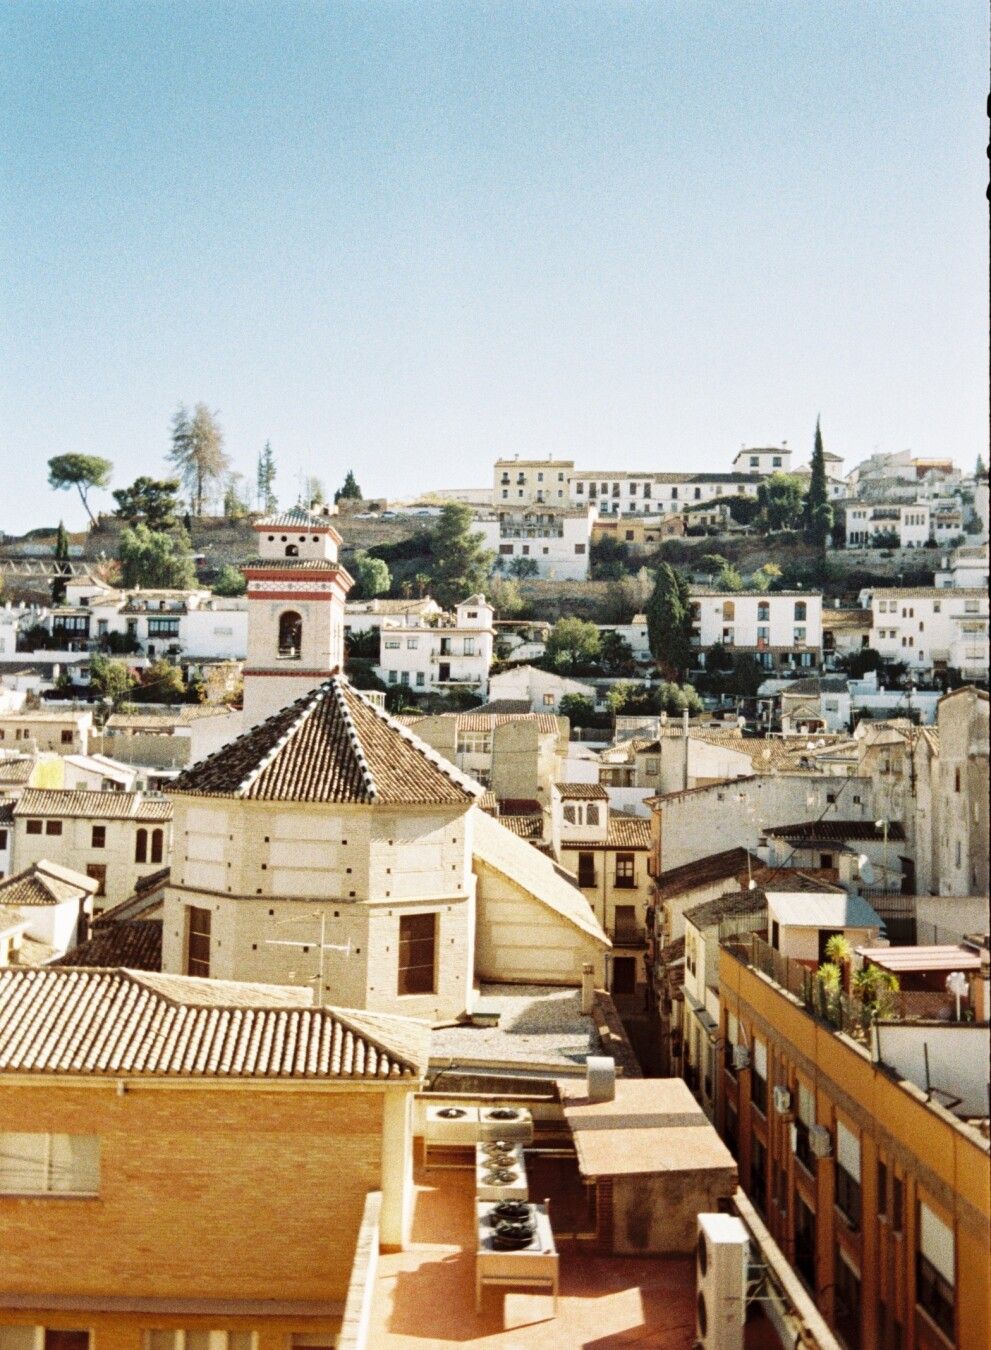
[612, 1168, 737, 1254]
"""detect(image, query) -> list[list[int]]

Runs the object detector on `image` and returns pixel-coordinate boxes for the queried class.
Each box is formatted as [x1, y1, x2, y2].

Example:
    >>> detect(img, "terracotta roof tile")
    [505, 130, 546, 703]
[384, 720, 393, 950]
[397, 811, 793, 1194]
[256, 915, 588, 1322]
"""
[169, 676, 479, 806]
[13, 789, 172, 821]
[566, 817, 651, 850]
[0, 860, 99, 907]
[254, 506, 342, 533]
[0, 968, 428, 1079]
[499, 815, 545, 841]
[0, 758, 34, 785]
[556, 782, 609, 800]
[241, 556, 346, 572]
[654, 848, 759, 899]
[51, 920, 163, 971]
[765, 819, 905, 843]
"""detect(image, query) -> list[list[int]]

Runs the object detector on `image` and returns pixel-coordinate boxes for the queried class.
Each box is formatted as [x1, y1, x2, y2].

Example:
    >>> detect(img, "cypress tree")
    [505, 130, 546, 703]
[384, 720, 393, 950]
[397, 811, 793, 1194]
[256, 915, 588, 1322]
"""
[51, 521, 70, 605]
[804, 415, 833, 547]
[646, 563, 692, 680]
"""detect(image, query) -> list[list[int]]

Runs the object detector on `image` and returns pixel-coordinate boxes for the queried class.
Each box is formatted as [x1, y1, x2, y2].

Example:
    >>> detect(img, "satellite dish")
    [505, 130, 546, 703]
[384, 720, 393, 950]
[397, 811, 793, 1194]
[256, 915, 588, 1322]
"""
[945, 971, 967, 997]
[858, 855, 876, 885]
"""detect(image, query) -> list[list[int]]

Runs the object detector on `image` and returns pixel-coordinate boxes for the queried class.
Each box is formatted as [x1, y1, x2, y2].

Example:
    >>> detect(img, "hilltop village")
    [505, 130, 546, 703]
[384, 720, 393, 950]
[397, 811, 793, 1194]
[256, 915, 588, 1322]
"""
[0, 437, 988, 1350]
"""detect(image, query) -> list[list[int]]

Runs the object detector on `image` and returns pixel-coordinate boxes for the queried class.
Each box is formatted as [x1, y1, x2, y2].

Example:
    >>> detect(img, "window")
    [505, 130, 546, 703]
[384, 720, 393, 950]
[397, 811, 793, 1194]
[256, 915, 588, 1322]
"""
[794, 602, 807, 621]
[795, 1195, 816, 1290]
[147, 618, 180, 637]
[835, 1120, 861, 1228]
[0, 829, 6, 850]
[750, 1134, 768, 1217]
[405, 638, 418, 649]
[135, 828, 148, 863]
[384, 639, 400, 649]
[877, 1159, 888, 1217]
[577, 851, 596, 887]
[757, 602, 770, 622]
[614, 853, 636, 888]
[44, 820, 62, 836]
[954, 767, 961, 792]
[794, 1081, 816, 1172]
[398, 913, 436, 995]
[415, 672, 425, 687]
[917, 1202, 955, 1338]
[60, 729, 73, 745]
[834, 1248, 862, 1349]
[85, 864, 106, 897]
[91, 826, 105, 849]
[722, 600, 735, 621]
[145, 1335, 254, 1350]
[585, 803, 600, 826]
[0, 1133, 100, 1194]
[186, 906, 211, 978]
[463, 637, 475, 656]
[387, 670, 397, 684]
[751, 1038, 767, 1114]
[794, 627, 807, 644]
[277, 610, 302, 658]
[150, 828, 164, 864]
[26, 820, 42, 835]
[614, 904, 638, 944]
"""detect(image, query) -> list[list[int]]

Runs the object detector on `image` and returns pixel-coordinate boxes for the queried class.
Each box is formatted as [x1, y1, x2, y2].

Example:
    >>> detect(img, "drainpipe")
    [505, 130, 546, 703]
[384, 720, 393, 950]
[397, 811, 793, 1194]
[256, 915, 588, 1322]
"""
[682, 707, 689, 790]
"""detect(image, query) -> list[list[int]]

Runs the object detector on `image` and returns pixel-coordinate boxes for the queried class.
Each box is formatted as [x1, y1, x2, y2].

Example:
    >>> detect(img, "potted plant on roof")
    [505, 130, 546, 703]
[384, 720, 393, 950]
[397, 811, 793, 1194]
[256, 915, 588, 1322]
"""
[824, 933, 854, 995]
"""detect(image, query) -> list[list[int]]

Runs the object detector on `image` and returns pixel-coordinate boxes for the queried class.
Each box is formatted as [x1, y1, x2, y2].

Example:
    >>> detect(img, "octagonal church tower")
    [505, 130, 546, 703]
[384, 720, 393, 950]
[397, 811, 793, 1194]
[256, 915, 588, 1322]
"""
[163, 676, 484, 1021]
[242, 505, 354, 728]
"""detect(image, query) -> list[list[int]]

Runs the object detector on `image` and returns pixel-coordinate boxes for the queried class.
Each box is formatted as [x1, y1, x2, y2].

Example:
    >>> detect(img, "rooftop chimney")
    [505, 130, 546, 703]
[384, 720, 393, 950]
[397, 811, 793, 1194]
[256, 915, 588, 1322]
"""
[580, 962, 595, 1015]
[586, 1056, 616, 1103]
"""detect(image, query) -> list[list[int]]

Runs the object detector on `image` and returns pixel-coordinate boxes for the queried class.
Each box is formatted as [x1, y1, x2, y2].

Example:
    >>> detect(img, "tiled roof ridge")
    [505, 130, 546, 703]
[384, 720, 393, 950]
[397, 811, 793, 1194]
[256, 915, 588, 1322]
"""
[348, 683, 484, 799]
[233, 688, 326, 799]
[332, 679, 377, 802]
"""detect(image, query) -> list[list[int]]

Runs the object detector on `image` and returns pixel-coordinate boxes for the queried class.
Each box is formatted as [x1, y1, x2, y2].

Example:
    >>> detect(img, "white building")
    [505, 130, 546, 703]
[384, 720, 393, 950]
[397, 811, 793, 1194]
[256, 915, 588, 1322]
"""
[598, 615, 651, 664]
[493, 456, 574, 508]
[843, 502, 931, 548]
[344, 597, 443, 637]
[375, 595, 495, 697]
[866, 587, 989, 680]
[689, 589, 823, 670]
[935, 545, 989, 590]
[731, 446, 793, 476]
[487, 664, 597, 713]
[479, 506, 595, 580]
[568, 471, 760, 517]
[41, 586, 248, 663]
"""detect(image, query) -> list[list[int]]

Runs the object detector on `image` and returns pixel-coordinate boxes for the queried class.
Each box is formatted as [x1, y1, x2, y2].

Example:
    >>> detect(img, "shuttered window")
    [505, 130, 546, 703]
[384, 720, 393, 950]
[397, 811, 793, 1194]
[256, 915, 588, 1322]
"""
[836, 1120, 861, 1180]
[398, 913, 436, 996]
[917, 1202, 955, 1336]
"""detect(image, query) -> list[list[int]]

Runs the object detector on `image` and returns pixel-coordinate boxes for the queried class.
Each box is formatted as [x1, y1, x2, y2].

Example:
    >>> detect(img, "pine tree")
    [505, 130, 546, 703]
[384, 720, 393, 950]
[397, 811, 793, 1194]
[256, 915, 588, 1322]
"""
[51, 521, 70, 605]
[335, 470, 362, 502]
[257, 442, 278, 511]
[168, 403, 229, 516]
[804, 415, 833, 547]
[646, 563, 692, 680]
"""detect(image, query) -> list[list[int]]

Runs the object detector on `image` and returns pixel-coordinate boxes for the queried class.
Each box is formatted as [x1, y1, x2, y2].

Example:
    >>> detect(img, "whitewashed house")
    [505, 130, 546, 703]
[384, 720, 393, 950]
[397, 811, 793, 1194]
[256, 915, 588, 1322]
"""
[866, 588, 989, 680]
[479, 506, 595, 580]
[375, 596, 495, 697]
[690, 589, 823, 670]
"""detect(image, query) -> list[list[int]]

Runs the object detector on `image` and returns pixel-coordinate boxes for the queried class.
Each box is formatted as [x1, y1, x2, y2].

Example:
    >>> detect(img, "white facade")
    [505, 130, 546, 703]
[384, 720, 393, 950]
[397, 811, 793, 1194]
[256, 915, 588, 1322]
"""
[479, 507, 595, 580]
[488, 664, 597, 712]
[376, 596, 495, 697]
[598, 615, 651, 663]
[37, 588, 248, 662]
[935, 545, 989, 590]
[868, 588, 989, 678]
[843, 502, 931, 548]
[731, 447, 793, 476]
[568, 472, 760, 517]
[493, 457, 574, 508]
[344, 597, 442, 635]
[690, 590, 823, 666]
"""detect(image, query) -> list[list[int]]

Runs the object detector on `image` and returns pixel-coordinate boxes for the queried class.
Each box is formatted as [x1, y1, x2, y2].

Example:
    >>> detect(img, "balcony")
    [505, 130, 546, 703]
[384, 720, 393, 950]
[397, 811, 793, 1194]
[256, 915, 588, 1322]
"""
[612, 921, 643, 947]
[614, 875, 637, 890]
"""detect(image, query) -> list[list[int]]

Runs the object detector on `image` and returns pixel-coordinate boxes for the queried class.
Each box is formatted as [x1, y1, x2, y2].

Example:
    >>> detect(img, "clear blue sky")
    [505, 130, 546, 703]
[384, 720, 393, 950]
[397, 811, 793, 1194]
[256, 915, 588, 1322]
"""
[1, 1, 986, 533]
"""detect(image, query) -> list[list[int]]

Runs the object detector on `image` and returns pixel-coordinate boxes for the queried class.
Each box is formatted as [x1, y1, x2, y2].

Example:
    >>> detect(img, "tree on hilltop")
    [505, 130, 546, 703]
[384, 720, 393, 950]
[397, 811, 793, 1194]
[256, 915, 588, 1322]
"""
[168, 403, 229, 516]
[47, 454, 113, 526]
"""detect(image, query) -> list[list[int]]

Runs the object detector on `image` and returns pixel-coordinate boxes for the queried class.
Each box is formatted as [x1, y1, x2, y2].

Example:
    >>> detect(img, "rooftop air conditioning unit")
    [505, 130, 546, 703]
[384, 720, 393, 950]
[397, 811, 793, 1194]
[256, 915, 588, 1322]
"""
[479, 1105, 534, 1143]
[772, 1086, 792, 1115]
[731, 1045, 750, 1071]
[808, 1125, 832, 1159]
[424, 1104, 481, 1146]
[696, 1213, 748, 1350]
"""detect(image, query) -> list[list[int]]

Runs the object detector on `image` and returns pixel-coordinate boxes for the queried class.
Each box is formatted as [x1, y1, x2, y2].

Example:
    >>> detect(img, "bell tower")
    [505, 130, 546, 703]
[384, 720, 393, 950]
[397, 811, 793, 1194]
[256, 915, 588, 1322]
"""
[242, 505, 354, 727]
